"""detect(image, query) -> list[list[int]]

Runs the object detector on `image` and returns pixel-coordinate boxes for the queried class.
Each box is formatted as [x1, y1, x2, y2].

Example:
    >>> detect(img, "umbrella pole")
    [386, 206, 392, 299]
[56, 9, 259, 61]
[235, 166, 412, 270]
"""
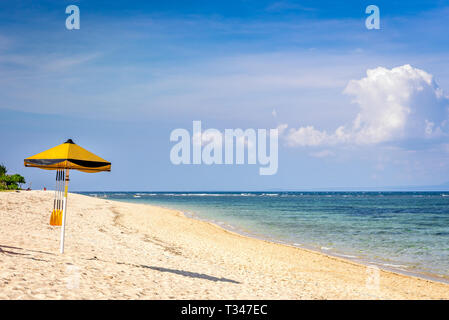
[60, 169, 70, 254]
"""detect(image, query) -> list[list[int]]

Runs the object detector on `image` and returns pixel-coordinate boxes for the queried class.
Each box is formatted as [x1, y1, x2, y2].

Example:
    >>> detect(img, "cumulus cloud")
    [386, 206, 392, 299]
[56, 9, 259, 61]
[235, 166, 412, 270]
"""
[281, 64, 449, 147]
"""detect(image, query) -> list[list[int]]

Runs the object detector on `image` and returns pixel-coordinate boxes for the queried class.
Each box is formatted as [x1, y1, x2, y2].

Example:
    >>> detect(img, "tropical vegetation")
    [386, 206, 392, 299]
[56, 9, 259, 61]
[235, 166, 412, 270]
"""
[0, 164, 26, 190]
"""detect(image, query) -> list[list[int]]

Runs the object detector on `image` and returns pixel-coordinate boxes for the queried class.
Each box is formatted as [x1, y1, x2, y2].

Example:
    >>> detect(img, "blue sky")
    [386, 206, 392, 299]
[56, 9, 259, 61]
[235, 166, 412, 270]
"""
[1, 0, 449, 191]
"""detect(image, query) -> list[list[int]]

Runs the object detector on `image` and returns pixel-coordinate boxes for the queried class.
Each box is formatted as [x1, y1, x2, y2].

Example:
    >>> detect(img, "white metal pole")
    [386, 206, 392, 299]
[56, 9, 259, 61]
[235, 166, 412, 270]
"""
[60, 169, 69, 254]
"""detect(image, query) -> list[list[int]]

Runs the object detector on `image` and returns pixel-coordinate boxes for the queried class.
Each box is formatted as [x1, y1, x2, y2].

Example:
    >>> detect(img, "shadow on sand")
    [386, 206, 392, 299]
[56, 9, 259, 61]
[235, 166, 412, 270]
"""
[0, 245, 240, 284]
[0, 244, 53, 262]
[116, 261, 240, 284]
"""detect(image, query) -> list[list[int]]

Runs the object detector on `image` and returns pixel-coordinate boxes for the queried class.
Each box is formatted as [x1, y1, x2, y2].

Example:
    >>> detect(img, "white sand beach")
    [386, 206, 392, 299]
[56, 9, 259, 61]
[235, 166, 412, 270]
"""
[0, 190, 448, 299]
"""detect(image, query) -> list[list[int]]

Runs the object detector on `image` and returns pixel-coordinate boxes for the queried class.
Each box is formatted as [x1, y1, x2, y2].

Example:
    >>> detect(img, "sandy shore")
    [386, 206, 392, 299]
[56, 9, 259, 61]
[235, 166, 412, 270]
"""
[0, 190, 448, 299]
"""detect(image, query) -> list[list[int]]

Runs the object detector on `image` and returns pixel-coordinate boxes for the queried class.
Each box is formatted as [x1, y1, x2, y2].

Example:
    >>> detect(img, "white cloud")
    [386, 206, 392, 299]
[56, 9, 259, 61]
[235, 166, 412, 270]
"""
[266, 1, 316, 12]
[309, 149, 335, 158]
[43, 53, 100, 72]
[281, 64, 449, 147]
[281, 125, 329, 147]
[0, 53, 99, 71]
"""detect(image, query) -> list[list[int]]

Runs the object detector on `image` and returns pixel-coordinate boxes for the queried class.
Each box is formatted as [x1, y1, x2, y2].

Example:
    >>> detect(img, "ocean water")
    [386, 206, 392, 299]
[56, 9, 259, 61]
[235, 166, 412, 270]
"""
[80, 191, 449, 281]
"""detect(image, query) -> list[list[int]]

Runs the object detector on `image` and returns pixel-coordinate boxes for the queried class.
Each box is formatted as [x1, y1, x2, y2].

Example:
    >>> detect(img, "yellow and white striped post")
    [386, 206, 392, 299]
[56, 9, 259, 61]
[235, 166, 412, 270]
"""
[60, 169, 70, 254]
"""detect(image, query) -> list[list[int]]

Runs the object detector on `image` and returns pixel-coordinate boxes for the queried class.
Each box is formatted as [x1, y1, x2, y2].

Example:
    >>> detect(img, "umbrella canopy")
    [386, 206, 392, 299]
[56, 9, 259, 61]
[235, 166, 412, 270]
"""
[24, 139, 111, 173]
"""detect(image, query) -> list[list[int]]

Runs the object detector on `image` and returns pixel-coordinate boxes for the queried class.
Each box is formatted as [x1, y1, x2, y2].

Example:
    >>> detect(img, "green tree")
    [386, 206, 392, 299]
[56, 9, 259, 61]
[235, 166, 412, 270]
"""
[0, 164, 26, 190]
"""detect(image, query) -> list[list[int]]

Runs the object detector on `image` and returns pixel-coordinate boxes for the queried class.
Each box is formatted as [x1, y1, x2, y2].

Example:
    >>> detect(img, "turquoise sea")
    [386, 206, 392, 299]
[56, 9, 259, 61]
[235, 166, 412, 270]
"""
[79, 191, 449, 282]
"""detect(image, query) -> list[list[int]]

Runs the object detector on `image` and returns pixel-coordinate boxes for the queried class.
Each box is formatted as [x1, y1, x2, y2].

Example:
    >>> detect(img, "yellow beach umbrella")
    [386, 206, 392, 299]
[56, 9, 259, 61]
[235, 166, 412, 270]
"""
[24, 139, 111, 253]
